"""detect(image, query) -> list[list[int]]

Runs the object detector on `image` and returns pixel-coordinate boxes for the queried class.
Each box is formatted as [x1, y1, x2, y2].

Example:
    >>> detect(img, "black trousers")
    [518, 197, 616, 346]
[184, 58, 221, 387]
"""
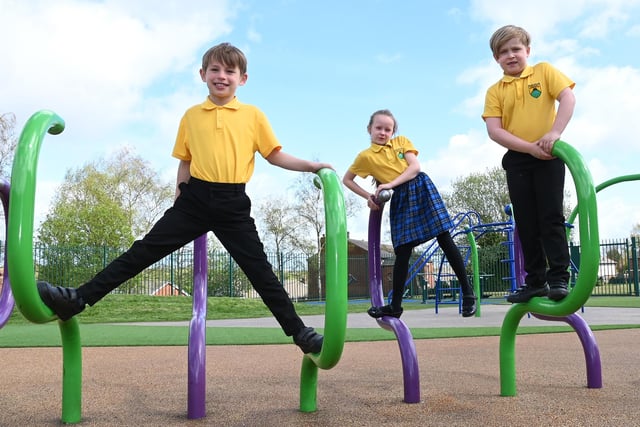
[503, 151, 570, 286]
[391, 231, 473, 309]
[77, 177, 305, 336]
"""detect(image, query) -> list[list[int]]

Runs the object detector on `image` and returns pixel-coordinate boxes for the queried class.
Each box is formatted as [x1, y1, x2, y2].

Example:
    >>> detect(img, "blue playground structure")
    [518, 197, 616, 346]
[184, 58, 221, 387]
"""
[393, 208, 520, 315]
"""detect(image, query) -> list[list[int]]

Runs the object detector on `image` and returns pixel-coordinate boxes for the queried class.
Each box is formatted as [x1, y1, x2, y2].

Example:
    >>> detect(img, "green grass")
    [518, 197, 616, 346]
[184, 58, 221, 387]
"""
[1, 322, 638, 348]
[5, 294, 375, 325]
[0, 295, 638, 348]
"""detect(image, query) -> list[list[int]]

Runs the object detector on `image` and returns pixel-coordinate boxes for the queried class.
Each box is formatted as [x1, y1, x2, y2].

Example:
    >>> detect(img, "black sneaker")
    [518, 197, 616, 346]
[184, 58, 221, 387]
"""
[506, 283, 549, 303]
[548, 282, 569, 301]
[462, 296, 477, 317]
[293, 327, 323, 354]
[367, 305, 403, 319]
[37, 281, 86, 321]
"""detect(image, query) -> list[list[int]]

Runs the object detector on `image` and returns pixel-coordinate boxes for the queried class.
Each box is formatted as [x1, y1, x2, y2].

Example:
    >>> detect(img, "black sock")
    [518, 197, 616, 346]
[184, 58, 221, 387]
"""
[391, 244, 413, 310]
[437, 232, 474, 297]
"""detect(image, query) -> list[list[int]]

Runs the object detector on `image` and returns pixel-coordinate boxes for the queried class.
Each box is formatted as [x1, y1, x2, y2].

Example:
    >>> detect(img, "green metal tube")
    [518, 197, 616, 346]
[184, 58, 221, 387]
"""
[8, 110, 83, 423]
[499, 140, 599, 396]
[299, 168, 348, 412]
[466, 229, 481, 316]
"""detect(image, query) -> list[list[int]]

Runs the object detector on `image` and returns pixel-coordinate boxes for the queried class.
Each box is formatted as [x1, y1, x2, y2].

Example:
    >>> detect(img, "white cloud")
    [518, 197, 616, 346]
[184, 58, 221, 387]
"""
[1, 0, 235, 135]
[375, 53, 403, 64]
[566, 65, 640, 156]
[1, 0, 238, 228]
[454, 1, 640, 239]
[422, 130, 504, 193]
[4, 0, 640, 245]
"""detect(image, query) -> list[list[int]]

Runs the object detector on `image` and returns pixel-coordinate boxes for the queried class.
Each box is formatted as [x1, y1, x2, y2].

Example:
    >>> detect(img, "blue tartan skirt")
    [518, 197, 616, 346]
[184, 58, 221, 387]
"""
[389, 172, 453, 249]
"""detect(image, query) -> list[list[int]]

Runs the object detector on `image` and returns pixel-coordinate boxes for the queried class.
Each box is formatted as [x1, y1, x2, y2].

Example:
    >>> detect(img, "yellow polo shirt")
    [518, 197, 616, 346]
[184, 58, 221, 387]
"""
[172, 97, 281, 183]
[482, 62, 575, 142]
[348, 135, 418, 184]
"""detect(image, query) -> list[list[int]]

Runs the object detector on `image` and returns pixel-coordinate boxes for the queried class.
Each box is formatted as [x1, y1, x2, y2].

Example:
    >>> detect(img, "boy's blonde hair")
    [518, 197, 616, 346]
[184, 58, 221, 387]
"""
[201, 42, 248, 75]
[489, 25, 531, 57]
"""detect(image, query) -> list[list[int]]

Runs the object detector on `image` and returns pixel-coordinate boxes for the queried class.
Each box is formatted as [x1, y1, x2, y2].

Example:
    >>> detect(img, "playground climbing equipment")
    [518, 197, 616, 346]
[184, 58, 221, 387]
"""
[499, 140, 601, 396]
[6, 110, 82, 423]
[368, 202, 421, 403]
[299, 170, 349, 412]
[5, 110, 348, 422]
[0, 180, 14, 328]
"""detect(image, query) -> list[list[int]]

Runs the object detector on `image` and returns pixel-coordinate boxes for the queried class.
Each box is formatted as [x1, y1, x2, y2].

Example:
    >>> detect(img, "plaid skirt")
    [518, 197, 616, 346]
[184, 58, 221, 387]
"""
[389, 172, 453, 249]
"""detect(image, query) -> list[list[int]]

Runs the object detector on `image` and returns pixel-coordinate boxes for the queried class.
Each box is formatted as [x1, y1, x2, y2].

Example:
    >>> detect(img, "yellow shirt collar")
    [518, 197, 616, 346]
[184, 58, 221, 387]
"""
[369, 141, 393, 152]
[201, 96, 241, 110]
[501, 65, 534, 82]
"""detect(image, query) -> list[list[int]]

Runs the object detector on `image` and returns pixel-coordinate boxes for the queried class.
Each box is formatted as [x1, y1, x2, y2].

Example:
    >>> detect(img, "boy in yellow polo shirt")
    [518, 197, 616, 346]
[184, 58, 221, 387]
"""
[38, 42, 331, 354]
[482, 25, 576, 303]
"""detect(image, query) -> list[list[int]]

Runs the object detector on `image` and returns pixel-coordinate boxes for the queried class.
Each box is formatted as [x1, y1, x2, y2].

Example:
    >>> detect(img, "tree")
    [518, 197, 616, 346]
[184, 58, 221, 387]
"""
[444, 166, 574, 225]
[258, 196, 310, 278]
[443, 166, 512, 225]
[38, 147, 172, 246]
[292, 173, 361, 249]
[36, 167, 133, 286]
[606, 247, 628, 278]
[0, 113, 17, 180]
[0, 113, 18, 242]
[38, 172, 132, 248]
[100, 147, 173, 238]
[289, 172, 360, 299]
[440, 166, 575, 290]
[36, 148, 173, 287]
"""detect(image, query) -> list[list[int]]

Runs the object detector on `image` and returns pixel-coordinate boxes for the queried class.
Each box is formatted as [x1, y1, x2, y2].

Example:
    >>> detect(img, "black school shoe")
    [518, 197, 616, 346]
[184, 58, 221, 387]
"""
[367, 304, 403, 319]
[293, 327, 323, 354]
[462, 296, 477, 317]
[506, 283, 549, 303]
[548, 282, 569, 301]
[37, 281, 86, 321]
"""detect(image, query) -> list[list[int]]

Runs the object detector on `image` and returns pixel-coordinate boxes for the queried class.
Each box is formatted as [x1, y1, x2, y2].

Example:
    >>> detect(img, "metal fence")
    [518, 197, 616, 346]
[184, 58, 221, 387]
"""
[16, 237, 640, 301]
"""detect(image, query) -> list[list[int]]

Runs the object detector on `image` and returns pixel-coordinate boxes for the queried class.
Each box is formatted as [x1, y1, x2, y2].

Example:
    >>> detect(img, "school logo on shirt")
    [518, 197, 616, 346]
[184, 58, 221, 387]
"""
[529, 82, 542, 98]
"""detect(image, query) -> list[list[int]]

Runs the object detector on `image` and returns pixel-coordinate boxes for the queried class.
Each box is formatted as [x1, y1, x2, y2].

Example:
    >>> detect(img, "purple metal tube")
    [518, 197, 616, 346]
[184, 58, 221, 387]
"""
[368, 206, 420, 403]
[187, 234, 208, 418]
[514, 228, 601, 388]
[0, 180, 14, 328]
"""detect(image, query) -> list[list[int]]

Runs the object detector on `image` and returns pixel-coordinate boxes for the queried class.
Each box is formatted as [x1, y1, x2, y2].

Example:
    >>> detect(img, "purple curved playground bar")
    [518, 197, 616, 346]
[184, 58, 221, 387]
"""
[188, 234, 208, 419]
[0, 179, 14, 328]
[514, 225, 601, 388]
[368, 205, 420, 403]
[531, 312, 602, 388]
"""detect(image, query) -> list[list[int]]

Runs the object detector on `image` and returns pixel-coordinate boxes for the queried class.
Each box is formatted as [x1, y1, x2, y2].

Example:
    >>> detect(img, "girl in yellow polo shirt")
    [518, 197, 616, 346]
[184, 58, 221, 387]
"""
[343, 109, 477, 319]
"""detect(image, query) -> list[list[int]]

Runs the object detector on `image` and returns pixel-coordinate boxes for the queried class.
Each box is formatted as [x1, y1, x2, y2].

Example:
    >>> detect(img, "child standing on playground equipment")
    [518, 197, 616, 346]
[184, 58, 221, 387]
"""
[343, 109, 477, 318]
[482, 25, 575, 303]
[37, 42, 330, 354]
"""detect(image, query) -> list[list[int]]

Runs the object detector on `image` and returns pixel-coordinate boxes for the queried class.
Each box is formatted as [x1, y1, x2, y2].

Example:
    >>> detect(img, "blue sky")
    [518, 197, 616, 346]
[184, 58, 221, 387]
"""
[2, 0, 640, 242]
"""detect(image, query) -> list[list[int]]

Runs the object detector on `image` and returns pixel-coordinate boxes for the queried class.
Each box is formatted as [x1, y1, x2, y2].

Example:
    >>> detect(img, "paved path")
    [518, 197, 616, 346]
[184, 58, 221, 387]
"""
[130, 304, 640, 329]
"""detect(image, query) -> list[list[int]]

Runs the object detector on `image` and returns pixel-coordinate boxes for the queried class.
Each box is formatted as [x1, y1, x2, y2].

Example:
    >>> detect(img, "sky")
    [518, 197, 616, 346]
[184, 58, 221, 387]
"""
[2, 0, 640, 244]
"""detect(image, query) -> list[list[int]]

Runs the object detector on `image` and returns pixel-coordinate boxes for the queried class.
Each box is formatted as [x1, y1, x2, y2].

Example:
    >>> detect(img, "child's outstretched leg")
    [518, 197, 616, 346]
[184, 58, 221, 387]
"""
[437, 231, 477, 317]
[367, 243, 412, 319]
